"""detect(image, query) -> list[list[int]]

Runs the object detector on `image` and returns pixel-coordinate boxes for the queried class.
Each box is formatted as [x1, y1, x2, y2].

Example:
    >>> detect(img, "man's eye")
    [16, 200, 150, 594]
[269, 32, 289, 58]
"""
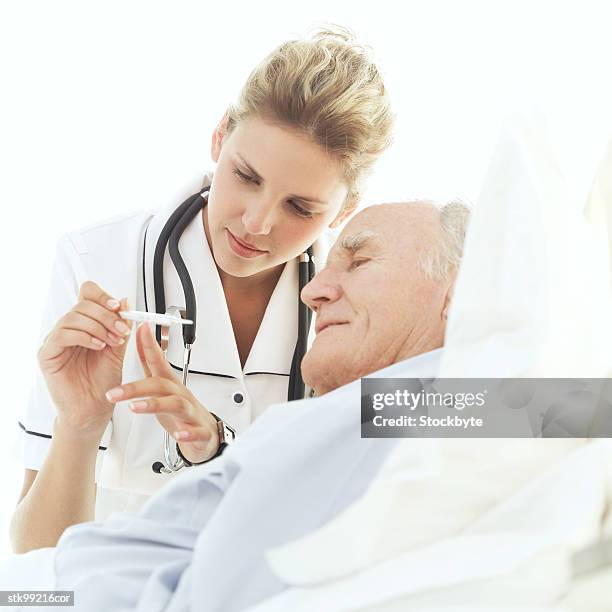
[233, 168, 257, 184]
[349, 259, 369, 270]
[289, 200, 313, 218]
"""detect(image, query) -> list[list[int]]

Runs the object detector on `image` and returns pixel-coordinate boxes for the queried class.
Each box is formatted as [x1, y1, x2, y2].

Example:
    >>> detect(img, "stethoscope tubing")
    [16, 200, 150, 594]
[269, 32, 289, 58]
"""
[153, 191, 201, 345]
[168, 193, 205, 346]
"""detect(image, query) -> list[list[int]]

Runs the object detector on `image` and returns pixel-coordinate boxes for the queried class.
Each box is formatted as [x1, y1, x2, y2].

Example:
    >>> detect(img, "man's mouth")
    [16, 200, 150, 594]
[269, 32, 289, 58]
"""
[315, 320, 349, 334]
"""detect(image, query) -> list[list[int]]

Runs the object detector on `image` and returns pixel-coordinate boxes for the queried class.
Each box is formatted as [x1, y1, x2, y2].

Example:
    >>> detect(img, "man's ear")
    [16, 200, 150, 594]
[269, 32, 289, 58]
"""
[441, 273, 457, 322]
[329, 203, 356, 229]
[211, 110, 231, 162]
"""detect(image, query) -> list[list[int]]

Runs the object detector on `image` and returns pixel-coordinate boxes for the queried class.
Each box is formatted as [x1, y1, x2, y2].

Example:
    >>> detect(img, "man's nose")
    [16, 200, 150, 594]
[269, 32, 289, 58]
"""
[300, 268, 342, 311]
[241, 197, 277, 235]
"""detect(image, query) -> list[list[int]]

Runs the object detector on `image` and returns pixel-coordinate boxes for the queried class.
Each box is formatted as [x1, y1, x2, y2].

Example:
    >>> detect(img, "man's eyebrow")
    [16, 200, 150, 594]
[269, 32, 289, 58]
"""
[340, 231, 378, 252]
[235, 153, 328, 205]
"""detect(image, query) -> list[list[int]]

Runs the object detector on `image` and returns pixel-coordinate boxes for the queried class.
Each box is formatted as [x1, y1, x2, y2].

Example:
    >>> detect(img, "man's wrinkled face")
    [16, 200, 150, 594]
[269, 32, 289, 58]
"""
[300, 204, 453, 395]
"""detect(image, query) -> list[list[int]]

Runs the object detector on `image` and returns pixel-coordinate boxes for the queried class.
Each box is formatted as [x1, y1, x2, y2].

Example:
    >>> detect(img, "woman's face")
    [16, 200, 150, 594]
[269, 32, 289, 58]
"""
[206, 116, 351, 279]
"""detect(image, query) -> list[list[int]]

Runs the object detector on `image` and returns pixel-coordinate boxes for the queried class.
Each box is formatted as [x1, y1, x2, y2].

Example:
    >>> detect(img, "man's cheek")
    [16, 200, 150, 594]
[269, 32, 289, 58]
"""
[369, 301, 396, 327]
[311, 329, 346, 356]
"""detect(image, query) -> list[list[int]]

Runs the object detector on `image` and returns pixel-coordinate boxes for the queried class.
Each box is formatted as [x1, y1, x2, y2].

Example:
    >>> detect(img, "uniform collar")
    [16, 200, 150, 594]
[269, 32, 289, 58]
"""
[243, 257, 297, 376]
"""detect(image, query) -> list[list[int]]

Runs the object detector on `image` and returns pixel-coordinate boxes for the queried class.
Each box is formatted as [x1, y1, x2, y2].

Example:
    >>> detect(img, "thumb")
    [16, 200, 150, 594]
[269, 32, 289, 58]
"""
[136, 321, 176, 380]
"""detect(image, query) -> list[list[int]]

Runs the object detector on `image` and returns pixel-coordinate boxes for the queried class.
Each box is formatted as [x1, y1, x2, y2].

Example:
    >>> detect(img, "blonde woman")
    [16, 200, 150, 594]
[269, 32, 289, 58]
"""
[11, 25, 394, 553]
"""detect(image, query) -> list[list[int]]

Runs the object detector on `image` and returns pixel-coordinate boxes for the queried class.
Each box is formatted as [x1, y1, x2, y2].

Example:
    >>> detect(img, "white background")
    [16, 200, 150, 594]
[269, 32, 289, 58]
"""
[0, 0, 610, 557]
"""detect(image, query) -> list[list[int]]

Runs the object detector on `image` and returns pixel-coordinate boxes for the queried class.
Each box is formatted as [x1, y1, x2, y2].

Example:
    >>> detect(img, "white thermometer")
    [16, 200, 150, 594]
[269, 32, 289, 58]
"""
[119, 310, 193, 326]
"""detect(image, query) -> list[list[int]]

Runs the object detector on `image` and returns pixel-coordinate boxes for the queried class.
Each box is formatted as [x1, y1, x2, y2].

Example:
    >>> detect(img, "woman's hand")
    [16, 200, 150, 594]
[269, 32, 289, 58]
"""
[105, 322, 220, 464]
[37, 281, 133, 438]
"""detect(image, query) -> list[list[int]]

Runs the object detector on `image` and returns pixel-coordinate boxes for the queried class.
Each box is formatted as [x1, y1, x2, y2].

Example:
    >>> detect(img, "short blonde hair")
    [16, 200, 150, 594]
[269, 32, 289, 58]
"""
[226, 25, 395, 211]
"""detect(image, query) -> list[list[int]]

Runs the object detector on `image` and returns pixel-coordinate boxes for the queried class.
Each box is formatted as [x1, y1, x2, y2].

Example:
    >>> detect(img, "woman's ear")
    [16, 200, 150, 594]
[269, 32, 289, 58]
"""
[211, 110, 231, 162]
[329, 203, 356, 229]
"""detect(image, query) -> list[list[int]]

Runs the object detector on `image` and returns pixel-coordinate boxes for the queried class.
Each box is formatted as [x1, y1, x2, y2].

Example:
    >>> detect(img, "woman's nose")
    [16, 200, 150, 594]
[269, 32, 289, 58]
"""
[241, 199, 277, 235]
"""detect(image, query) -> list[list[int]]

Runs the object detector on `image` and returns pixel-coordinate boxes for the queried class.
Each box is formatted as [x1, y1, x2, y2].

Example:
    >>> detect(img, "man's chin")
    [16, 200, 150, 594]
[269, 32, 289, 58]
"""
[301, 347, 330, 395]
[301, 346, 352, 396]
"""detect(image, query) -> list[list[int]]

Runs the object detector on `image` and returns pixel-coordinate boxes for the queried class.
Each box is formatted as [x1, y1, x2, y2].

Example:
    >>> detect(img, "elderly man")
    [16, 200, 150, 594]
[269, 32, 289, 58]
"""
[301, 202, 461, 394]
[0, 201, 469, 612]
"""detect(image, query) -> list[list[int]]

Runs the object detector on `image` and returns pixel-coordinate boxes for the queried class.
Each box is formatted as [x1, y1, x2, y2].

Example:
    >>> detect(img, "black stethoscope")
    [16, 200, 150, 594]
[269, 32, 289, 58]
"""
[149, 185, 315, 473]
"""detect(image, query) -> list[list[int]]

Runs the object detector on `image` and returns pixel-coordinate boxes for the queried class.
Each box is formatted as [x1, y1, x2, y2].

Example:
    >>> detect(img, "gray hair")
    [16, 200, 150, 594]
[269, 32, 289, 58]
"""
[419, 200, 471, 281]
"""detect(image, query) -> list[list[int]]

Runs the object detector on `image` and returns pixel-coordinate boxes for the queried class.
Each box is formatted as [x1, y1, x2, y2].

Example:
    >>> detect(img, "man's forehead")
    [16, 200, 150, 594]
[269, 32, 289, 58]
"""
[328, 202, 441, 262]
[343, 203, 436, 238]
[338, 206, 393, 244]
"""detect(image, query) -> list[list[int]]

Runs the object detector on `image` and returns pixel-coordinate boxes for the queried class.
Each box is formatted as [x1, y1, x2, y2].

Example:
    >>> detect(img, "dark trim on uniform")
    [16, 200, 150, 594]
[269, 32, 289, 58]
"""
[245, 371, 290, 377]
[167, 363, 289, 378]
[18, 421, 108, 451]
[168, 362, 237, 379]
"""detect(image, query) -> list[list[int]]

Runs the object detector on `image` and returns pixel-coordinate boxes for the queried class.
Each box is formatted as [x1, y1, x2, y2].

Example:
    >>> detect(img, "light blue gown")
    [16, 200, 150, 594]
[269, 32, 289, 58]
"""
[5, 350, 440, 612]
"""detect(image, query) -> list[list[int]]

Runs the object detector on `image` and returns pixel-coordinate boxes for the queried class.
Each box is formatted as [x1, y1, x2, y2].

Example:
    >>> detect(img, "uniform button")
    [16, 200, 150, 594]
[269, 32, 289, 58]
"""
[232, 392, 244, 405]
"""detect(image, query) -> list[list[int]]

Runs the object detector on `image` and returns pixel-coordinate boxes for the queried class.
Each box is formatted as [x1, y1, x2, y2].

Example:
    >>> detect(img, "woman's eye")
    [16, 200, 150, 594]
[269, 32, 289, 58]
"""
[289, 201, 314, 218]
[233, 168, 257, 184]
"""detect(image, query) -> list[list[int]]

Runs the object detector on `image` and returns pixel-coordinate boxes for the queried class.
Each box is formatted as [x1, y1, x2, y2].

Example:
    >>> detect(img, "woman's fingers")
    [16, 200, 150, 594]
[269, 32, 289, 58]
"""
[135, 323, 153, 377]
[39, 318, 113, 363]
[61, 311, 124, 348]
[40, 281, 132, 361]
[72, 299, 131, 345]
[40, 329, 108, 362]
[136, 322, 175, 379]
[126, 394, 201, 426]
[79, 280, 122, 313]
[105, 376, 180, 403]
[76, 280, 132, 340]
[173, 426, 215, 443]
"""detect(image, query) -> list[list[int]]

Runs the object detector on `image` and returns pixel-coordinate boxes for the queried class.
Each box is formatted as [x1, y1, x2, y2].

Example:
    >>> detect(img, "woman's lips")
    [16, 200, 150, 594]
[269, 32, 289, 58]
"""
[225, 229, 268, 259]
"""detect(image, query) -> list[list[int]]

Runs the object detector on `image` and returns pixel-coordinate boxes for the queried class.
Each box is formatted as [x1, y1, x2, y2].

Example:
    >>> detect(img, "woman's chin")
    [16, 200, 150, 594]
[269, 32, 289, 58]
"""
[215, 256, 254, 277]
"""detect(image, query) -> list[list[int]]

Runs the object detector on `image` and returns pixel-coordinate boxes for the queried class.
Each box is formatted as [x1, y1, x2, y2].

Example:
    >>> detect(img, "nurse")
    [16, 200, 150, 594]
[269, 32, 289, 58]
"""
[11, 26, 394, 553]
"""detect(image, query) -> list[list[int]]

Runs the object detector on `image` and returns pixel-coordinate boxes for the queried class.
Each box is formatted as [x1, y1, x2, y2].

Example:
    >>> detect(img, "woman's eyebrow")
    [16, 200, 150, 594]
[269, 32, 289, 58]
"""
[236, 153, 263, 181]
[235, 153, 328, 205]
